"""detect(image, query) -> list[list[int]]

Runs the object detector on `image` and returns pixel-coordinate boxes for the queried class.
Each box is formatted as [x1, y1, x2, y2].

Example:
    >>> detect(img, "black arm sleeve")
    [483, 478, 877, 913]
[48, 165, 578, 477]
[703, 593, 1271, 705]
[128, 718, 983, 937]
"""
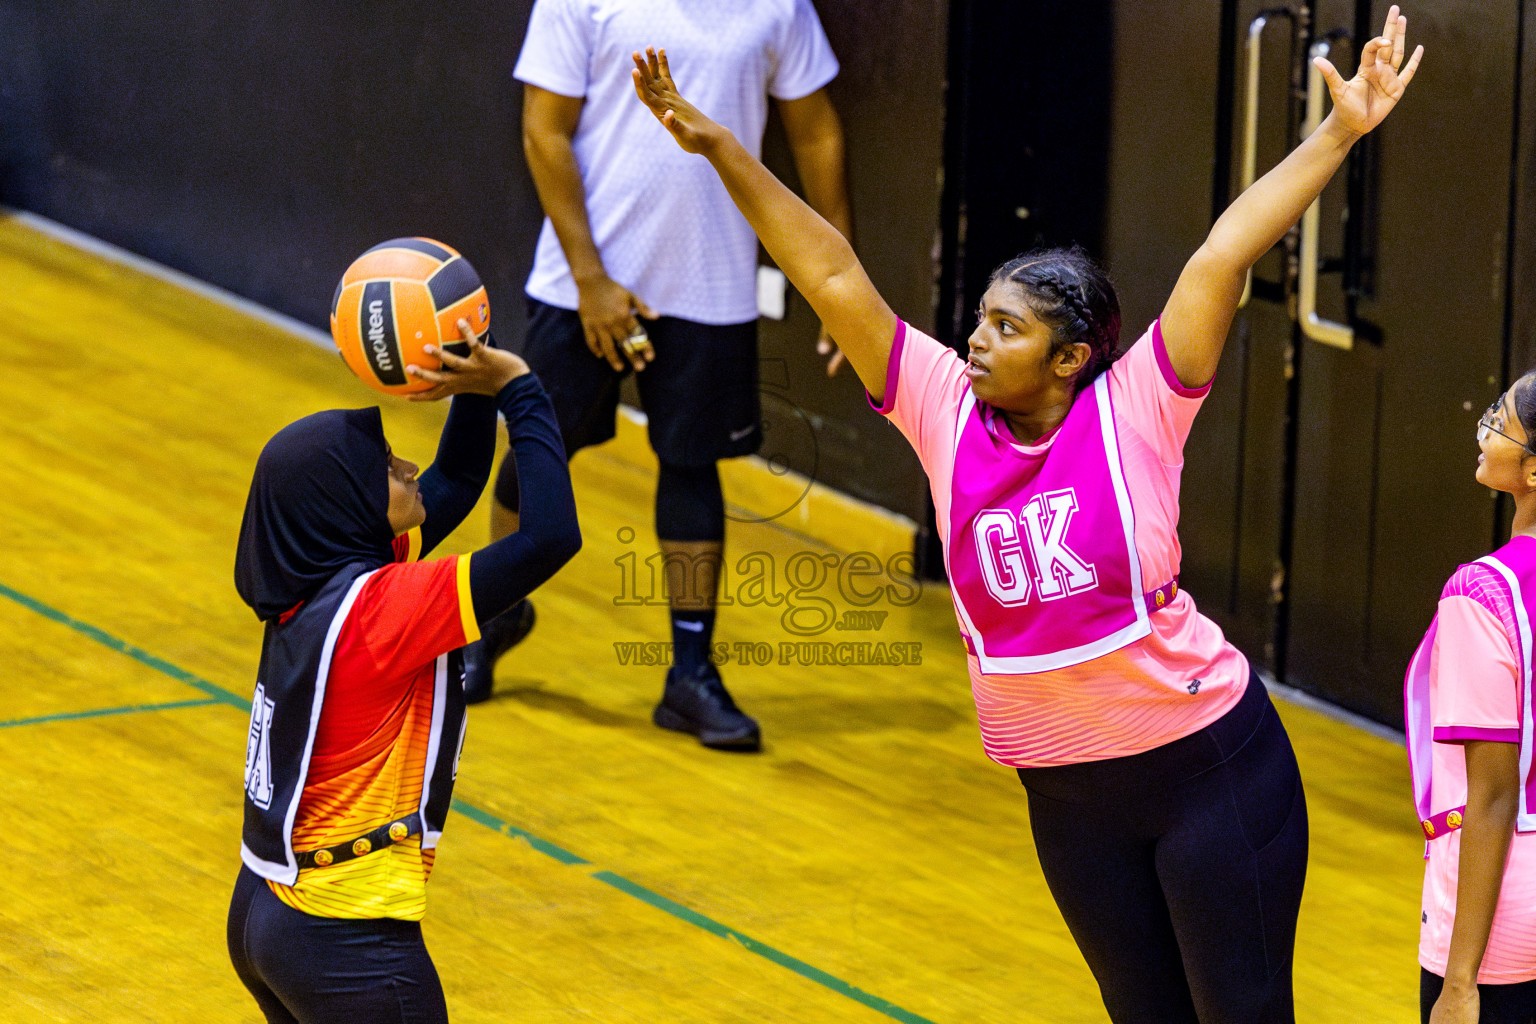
[467, 375, 582, 622]
[416, 391, 499, 556]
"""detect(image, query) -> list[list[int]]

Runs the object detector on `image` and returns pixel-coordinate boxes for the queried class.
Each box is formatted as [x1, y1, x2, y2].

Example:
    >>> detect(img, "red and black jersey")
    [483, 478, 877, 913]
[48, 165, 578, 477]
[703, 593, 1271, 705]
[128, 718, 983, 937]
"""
[234, 379, 577, 920]
[240, 542, 478, 919]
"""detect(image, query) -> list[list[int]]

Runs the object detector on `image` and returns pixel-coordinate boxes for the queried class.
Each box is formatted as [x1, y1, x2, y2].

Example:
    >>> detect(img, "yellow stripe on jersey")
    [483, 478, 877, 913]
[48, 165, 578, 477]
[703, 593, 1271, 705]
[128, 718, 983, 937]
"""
[403, 527, 423, 563]
[456, 554, 480, 643]
[268, 842, 436, 921]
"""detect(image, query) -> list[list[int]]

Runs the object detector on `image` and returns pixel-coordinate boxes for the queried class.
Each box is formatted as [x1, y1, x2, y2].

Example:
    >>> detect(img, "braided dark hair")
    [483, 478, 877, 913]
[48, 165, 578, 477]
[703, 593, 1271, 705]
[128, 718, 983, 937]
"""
[1512, 369, 1536, 452]
[989, 246, 1121, 392]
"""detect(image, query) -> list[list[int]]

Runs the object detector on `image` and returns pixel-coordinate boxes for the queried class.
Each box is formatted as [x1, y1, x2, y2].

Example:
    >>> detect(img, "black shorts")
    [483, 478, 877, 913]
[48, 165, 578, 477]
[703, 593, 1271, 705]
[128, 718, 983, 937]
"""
[522, 297, 761, 468]
[227, 865, 447, 1024]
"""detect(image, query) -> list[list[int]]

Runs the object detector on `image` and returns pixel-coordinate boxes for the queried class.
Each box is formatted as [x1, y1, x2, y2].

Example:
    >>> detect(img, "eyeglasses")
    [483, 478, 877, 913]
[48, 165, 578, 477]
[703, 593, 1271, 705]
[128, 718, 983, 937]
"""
[1478, 397, 1536, 455]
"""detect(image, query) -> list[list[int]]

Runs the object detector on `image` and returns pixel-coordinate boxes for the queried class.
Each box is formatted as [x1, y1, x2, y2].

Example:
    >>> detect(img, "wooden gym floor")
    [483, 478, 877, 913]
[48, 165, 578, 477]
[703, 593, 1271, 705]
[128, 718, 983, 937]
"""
[0, 212, 1426, 1022]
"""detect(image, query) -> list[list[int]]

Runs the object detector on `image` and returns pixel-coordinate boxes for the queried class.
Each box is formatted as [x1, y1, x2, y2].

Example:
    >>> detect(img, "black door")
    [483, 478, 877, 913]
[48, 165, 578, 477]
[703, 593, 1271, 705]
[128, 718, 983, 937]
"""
[1102, 1, 1303, 678]
[1106, 0, 1521, 728]
[1283, 0, 1517, 724]
[924, 0, 1115, 578]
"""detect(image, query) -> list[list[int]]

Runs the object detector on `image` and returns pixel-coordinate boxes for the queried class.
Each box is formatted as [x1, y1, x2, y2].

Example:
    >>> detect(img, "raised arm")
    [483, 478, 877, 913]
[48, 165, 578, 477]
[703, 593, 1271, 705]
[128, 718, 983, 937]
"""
[464, 375, 582, 622]
[409, 326, 582, 620]
[777, 88, 856, 376]
[1161, 5, 1423, 387]
[632, 48, 899, 400]
[412, 390, 497, 555]
[398, 322, 525, 553]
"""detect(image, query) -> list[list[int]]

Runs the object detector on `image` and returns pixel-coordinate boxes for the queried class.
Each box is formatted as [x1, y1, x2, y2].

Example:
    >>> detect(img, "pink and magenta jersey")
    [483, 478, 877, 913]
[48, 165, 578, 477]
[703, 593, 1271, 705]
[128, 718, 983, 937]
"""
[1414, 553, 1536, 983]
[946, 370, 1162, 673]
[871, 319, 1248, 767]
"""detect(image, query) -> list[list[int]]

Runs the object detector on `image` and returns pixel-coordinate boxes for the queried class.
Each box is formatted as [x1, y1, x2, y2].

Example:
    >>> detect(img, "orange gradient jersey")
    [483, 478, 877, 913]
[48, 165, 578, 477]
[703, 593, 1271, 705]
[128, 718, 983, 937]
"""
[270, 533, 478, 920]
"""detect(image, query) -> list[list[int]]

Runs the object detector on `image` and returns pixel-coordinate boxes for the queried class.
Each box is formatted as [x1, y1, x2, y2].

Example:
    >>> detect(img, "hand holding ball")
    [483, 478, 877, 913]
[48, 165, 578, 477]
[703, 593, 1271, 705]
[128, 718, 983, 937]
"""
[330, 237, 490, 395]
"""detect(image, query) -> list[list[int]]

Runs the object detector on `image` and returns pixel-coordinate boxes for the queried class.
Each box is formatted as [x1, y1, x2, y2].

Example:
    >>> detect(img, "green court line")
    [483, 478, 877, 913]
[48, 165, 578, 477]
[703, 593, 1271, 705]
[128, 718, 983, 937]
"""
[0, 698, 220, 729]
[593, 871, 938, 1024]
[1, 580, 936, 1024]
[448, 799, 589, 866]
[0, 581, 247, 710]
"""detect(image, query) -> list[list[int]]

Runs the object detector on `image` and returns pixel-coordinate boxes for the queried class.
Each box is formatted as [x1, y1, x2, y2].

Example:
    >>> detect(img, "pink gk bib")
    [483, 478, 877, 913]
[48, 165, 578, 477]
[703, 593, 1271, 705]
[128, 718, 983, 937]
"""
[1405, 538, 1536, 845]
[946, 374, 1174, 674]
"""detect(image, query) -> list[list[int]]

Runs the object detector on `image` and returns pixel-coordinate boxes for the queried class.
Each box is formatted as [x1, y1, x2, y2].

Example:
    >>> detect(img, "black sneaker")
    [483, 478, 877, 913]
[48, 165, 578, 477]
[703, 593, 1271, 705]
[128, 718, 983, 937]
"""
[462, 599, 536, 705]
[653, 664, 762, 751]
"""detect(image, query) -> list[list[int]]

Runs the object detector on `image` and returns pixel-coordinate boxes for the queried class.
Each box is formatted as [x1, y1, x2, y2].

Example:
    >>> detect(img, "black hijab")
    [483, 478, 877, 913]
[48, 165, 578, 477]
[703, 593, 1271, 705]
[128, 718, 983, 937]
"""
[235, 407, 395, 621]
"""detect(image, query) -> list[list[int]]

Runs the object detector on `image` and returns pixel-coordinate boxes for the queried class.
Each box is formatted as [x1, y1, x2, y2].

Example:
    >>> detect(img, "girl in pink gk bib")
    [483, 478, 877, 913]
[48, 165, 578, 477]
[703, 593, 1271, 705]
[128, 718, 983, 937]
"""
[1404, 383, 1536, 1024]
[634, 9, 1421, 1022]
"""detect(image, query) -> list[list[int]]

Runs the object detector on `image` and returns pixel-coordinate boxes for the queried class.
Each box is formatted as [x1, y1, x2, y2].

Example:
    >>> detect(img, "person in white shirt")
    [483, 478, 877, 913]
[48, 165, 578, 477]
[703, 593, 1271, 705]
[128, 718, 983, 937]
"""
[468, 0, 854, 754]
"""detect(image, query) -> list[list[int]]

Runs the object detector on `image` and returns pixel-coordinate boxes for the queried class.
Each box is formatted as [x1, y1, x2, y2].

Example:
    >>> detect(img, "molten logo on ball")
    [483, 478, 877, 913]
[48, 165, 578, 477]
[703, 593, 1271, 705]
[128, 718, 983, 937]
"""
[330, 237, 492, 395]
[357, 283, 404, 386]
[367, 300, 392, 372]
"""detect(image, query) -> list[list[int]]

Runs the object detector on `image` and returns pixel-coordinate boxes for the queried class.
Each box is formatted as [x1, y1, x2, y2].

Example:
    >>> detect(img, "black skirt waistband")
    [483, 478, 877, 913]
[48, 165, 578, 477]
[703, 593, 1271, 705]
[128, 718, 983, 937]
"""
[1016, 674, 1272, 804]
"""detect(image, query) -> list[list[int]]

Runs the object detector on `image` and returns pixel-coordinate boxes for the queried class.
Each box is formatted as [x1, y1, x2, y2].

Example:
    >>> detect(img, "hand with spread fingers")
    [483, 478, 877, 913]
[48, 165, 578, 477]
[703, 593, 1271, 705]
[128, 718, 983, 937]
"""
[1314, 4, 1424, 139]
[631, 47, 731, 155]
[404, 319, 529, 400]
[1157, 6, 1425, 388]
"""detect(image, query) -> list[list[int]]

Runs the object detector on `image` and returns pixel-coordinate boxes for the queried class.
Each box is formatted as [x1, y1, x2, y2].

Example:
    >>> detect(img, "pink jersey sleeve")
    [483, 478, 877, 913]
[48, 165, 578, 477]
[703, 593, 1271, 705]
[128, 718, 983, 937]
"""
[866, 320, 968, 480]
[1107, 320, 1212, 464]
[1420, 561, 1536, 983]
[1433, 564, 1522, 743]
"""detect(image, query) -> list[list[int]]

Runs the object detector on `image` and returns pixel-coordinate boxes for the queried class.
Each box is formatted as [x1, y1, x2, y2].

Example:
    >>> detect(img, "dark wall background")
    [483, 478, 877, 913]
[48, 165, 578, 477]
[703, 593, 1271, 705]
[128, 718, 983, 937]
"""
[1509, 0, 1536, 386]
[1097, 0, 1536, 728]
[0, 2, 538, 334]
[0, 0, 941, 521]
[1101, 0, 1225, 336]
[935, 0, 1113, 346]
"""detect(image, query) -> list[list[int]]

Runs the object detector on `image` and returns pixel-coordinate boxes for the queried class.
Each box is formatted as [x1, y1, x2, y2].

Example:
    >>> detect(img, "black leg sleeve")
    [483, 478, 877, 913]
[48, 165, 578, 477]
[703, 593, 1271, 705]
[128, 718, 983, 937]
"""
[655, 461, 724, 543]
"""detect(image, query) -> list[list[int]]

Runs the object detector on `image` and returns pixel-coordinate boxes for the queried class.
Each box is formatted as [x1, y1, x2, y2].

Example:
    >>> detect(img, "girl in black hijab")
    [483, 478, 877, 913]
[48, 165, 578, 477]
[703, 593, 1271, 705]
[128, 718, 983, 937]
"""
[228, 324, 580, 1024]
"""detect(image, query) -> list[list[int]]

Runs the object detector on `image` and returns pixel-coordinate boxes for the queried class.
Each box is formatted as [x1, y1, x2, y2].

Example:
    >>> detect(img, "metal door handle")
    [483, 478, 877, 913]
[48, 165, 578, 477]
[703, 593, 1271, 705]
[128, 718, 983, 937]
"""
[1239, 15, 1270, 307]
[1238, 9, 1295, 308]
[1298, 39, 1353, 350]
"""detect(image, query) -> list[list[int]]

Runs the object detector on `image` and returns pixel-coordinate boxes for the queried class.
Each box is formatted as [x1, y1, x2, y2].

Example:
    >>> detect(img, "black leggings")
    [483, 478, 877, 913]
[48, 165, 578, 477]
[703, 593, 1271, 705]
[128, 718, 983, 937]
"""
[1017, 679, 1309, 1023]
[1422, 969, 1536, 1023]
[227, 865, 448, 1024]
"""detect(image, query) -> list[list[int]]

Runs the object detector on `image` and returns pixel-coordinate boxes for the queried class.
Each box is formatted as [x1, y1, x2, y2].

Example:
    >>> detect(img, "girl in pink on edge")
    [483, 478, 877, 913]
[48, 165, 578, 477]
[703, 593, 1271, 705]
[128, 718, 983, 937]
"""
[1404, 383, 1536, 1024]
[633, 10, 1421, 1023]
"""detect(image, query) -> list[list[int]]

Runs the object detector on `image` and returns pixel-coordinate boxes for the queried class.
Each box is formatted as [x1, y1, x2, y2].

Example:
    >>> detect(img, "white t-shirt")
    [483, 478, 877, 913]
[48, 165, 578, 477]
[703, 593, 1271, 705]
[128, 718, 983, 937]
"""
[514, 0, 839, 325]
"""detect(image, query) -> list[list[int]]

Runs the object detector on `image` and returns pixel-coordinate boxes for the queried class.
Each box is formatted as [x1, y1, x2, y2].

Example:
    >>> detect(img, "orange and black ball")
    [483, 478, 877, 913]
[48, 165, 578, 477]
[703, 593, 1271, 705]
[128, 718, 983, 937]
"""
[330, 237, 490, 395]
